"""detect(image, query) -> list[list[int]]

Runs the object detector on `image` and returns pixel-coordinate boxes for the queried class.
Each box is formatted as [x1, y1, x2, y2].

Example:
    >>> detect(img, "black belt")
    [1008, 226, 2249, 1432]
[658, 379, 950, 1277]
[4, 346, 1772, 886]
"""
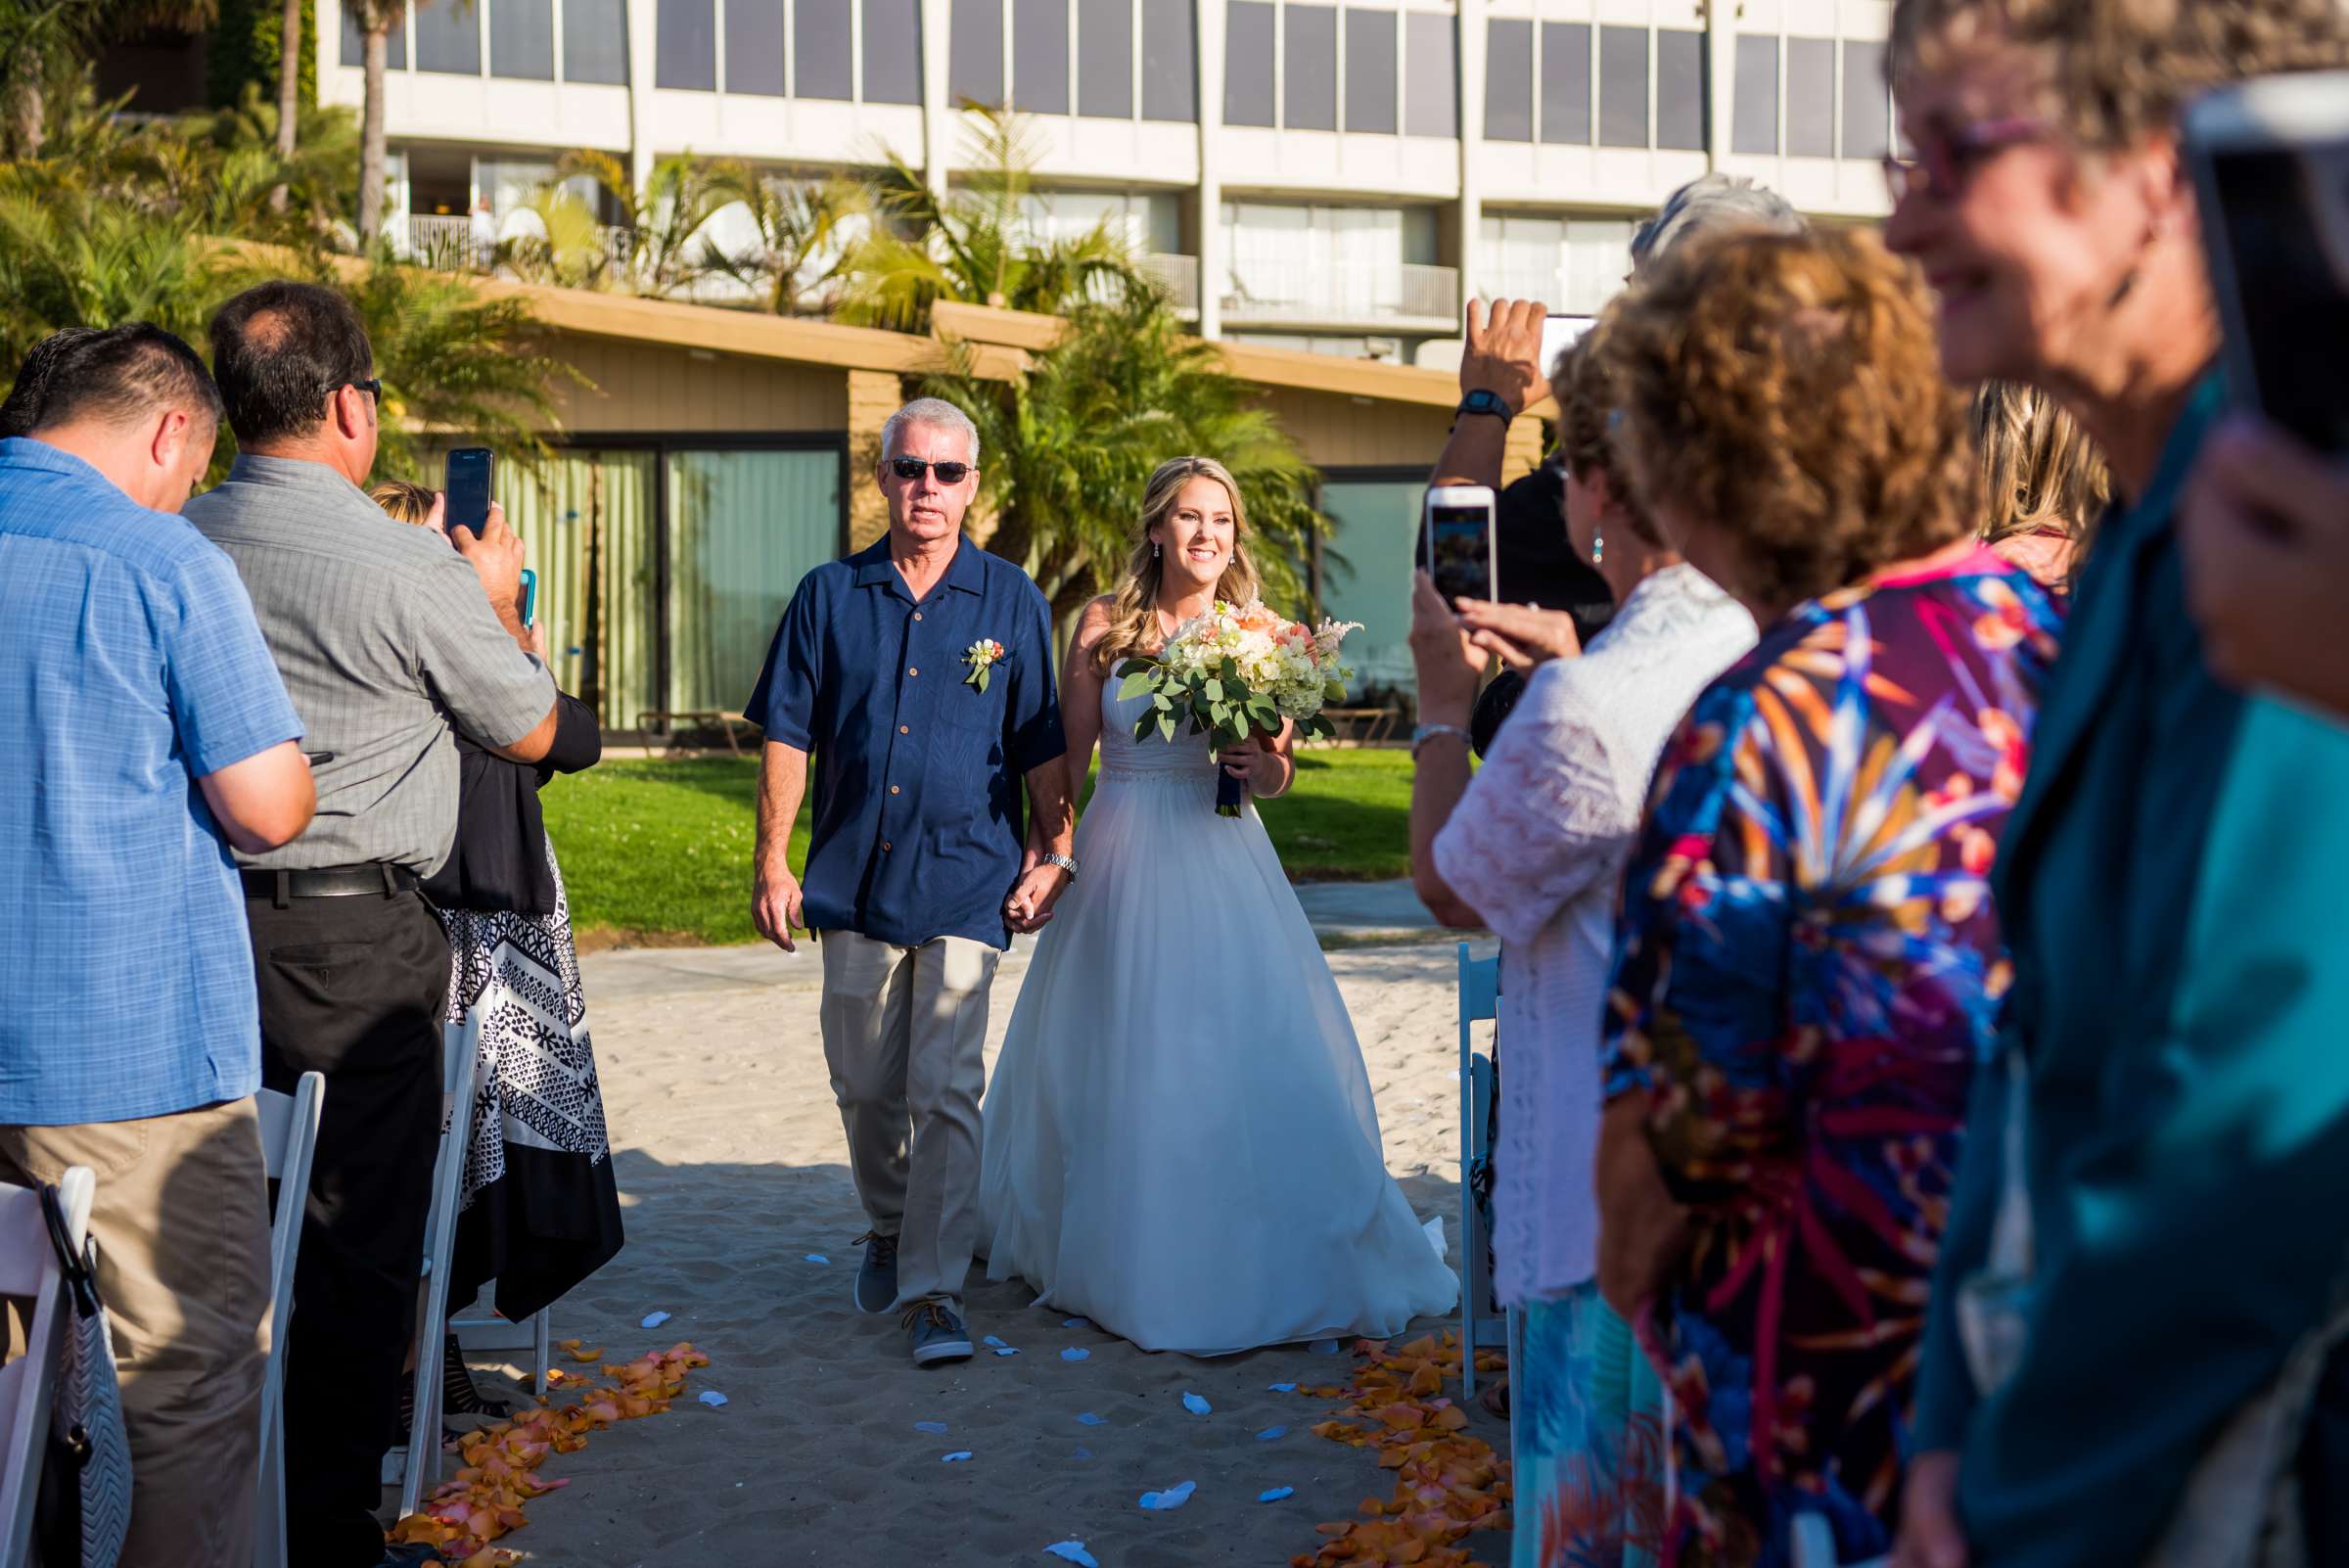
[240, 864, 420, 904]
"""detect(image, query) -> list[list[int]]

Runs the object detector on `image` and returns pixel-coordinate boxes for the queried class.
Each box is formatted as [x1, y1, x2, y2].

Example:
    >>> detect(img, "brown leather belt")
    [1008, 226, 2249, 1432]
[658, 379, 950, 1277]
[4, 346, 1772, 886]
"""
[239, 864, 420, 903]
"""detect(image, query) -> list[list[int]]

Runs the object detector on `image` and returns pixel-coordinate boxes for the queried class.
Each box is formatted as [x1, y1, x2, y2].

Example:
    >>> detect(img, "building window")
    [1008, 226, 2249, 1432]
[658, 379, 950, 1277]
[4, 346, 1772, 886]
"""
[414, 0, 482, 74]
[1596, 25, 1646, 148]
[1841, 39, 1889, 159]
[949, 0, 1005, 104]
[1656, 27, 1703, 150]
[1402, 10, 1452, 137]
[1224, 0, 1275, 126]
[1786, 36, 1833, 155]
[1482, 18, 1531, 143]
[863, 0, 922, 101]
[795, 0, 853, 98]
[490, 0, 555, 78]
[725, 0, 787, 93]
[1078, 0, 1133, 116]
[1283, 4, 1337, 131]
[341, 4, 408, 69]
[1140, 0, 1194, 120]
[1538, 22, 1588, 145]
[655, 0, 716, 87]
[667, 449, 845, 714]
[1731, 33, 1775, 154]
[1343, 8, 1394, 134]
[1013, 0, 1070, 112]
[564, 0, 627, 82]
[1315, 476, 1422, 691]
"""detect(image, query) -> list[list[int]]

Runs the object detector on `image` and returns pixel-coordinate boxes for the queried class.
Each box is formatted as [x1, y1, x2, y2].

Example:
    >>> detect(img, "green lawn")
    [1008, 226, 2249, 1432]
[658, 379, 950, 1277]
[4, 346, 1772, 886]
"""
[541, 749, 1415, 945]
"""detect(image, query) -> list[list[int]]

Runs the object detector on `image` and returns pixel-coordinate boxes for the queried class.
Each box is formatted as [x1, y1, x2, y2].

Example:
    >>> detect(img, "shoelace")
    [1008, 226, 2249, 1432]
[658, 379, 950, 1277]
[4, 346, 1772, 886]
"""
[857, 1229, 899, 1261]
[900, 1302, 957, 1334]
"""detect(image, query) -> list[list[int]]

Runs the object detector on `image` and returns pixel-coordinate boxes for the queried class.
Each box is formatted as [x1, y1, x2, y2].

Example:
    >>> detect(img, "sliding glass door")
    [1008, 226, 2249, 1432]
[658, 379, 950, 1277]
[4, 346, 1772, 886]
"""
[666, 447, 845, 715]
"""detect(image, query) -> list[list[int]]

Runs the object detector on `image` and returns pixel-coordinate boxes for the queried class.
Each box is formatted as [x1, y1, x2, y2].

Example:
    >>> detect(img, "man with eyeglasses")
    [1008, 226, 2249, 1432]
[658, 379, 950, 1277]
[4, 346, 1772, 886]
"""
[185, 280, 558, 1568]
[748, 396, 1075, 1366]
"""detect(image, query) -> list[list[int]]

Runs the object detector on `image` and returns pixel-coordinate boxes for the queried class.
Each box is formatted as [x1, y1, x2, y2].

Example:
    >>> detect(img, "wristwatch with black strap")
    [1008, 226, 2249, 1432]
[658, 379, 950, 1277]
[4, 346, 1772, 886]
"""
[1451, 389, 1514, 431]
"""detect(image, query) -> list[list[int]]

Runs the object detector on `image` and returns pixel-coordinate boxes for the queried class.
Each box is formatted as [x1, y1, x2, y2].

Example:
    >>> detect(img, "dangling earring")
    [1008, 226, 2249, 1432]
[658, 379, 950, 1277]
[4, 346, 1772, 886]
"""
[1152, 542, 1161, 560]
[1590, 525, 1604, 567]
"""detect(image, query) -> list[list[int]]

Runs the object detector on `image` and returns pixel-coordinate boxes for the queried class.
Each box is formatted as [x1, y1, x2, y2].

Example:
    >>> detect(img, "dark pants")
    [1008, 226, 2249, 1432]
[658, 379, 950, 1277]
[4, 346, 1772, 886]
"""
[246, 884, 449, 1568]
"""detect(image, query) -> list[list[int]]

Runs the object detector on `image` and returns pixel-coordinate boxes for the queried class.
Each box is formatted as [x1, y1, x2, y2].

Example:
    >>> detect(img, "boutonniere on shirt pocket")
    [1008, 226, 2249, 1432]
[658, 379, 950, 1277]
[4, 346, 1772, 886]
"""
[962, 639, 1006, 693]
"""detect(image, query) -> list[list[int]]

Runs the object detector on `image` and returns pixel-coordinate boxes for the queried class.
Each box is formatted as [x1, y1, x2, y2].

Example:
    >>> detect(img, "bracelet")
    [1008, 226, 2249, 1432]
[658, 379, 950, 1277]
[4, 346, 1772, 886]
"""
[1410, 723, 1472, 761]
[1042, 852, 1079, 880]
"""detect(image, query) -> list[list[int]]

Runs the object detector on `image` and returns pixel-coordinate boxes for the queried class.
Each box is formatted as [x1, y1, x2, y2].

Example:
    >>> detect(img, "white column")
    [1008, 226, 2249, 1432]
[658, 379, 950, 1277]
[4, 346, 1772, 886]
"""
[626, 0, 657, 193]
[1452, 0, 1486, 317]
[921, 0, 954, 201]
[1705, 0, 1732, 171]
[1195, 0, 1227, 339]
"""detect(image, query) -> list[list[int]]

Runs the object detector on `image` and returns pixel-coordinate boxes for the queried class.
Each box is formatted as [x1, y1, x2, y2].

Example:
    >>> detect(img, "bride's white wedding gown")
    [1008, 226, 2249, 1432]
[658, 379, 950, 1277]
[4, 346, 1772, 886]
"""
[978, 682, 1460, 1355]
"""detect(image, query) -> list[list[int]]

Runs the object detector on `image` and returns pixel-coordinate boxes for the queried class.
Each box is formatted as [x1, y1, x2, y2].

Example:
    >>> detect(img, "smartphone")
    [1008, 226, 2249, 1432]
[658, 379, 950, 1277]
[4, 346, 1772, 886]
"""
[2184, 72, 2349, 455]
[1419, 484, 1499, 605]
[443, 446, 494, 535]
[518, 567, 538, 630]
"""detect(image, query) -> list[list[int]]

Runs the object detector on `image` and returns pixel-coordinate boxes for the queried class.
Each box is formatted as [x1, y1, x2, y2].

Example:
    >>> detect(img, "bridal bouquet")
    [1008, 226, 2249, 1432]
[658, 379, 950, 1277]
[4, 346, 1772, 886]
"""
[1115, 600, 1362, 816]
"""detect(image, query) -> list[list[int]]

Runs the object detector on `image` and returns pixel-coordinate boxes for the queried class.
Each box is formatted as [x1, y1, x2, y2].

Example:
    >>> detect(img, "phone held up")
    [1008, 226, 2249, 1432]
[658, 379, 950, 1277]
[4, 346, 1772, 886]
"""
[2183, 71, 2349, 457]
[443, 446, 494, 536]
[1420, 484, 1499, 607]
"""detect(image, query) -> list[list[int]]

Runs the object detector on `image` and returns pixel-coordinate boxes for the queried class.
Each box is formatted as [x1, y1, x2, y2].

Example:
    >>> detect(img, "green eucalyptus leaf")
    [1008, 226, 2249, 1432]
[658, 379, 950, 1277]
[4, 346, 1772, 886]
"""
[1117, 669, 1154, 700]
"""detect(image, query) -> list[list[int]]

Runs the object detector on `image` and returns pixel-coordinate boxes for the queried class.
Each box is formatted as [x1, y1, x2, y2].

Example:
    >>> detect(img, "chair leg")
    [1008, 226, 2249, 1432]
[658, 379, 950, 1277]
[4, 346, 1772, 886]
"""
[532, 1308, 550, 1397]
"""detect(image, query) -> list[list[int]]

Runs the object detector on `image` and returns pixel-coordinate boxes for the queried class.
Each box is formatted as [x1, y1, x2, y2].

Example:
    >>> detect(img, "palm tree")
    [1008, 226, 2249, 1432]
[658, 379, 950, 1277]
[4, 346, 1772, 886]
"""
[274, 0, 299, 161]
[708, 162, 869, 315]
[346, 0, 405, 245]
[921, 295, 1324, 637]
[562, 149, 735, 299]
[835, 105, 1153, 333]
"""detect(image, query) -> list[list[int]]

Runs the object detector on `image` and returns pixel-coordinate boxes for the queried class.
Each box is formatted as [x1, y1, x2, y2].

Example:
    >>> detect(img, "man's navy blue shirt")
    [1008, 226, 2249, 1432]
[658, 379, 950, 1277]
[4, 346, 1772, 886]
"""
[748, 536, 1065, 949]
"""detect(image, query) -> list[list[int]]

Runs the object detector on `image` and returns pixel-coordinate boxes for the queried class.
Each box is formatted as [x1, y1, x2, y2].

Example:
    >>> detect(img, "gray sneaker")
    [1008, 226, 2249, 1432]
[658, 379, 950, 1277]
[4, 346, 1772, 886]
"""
[854, 1231, 899, 1314]
[903, 1302, 974, 1365]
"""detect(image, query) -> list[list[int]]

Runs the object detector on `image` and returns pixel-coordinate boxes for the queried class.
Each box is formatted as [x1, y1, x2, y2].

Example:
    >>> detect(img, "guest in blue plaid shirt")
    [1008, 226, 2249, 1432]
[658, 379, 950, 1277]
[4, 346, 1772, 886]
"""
[0, 324, 315, 1568]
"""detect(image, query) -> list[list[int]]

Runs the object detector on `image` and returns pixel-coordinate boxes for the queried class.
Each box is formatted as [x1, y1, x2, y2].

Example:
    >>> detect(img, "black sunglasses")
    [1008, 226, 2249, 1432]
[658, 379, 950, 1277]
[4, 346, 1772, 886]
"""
[888, 456, 976, 484]
[339, 377, 383, 403]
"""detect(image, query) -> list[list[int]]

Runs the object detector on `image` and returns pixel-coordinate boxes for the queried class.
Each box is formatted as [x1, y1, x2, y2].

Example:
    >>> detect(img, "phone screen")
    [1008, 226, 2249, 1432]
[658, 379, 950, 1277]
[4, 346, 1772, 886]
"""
[1421, 502, 1497, 604]
[2206, 144, 2349, 454]
[444, 447, 494, 535]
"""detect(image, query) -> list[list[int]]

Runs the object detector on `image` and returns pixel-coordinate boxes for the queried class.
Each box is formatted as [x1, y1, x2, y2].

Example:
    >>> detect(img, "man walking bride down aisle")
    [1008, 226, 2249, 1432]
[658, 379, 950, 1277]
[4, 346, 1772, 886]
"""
[978, 454, 1459, 1356]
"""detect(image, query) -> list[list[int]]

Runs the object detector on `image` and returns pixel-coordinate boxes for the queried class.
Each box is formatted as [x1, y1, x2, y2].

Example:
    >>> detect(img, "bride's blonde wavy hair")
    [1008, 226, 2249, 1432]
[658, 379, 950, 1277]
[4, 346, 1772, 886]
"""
[1090, 456, 1266, 673]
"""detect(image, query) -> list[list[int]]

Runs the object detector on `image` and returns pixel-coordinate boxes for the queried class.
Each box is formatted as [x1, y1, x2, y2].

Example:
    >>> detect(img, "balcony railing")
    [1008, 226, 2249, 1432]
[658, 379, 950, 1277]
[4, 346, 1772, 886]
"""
[1221, 259, 1460, 326]
[399, 213, 637, 281]
[1140, 252, 1201, 315]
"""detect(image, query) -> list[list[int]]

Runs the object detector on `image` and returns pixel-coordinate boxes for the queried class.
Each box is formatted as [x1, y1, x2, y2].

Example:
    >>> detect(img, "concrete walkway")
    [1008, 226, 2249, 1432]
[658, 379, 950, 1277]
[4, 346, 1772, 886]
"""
[579, 879, 1469, 999]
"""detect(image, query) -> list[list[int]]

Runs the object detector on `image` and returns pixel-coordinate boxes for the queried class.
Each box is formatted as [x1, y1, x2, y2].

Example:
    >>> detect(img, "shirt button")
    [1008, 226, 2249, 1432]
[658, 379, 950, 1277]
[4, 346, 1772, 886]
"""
[881, 840, 893, 853]
[907, 667, 918, 677]
[914, 612, 924, 622]
[890, 784, 901, 795]
[898, 725, 909, 735]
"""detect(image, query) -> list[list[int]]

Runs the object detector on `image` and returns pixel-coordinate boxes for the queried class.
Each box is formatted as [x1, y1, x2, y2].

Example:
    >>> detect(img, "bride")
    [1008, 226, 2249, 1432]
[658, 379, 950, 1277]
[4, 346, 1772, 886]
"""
[979, 455, 1459, 1355]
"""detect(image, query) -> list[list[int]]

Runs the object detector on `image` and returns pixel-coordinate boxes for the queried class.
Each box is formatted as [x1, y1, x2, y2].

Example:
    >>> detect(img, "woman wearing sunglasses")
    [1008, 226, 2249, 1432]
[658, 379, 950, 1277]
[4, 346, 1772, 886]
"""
[1881, 3, 2349, 1566]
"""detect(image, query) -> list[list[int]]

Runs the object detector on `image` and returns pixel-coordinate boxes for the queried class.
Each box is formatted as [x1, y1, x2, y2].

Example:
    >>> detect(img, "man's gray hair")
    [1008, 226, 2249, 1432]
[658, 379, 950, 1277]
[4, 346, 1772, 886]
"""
[1630, 174, 1807, 274]
[881, 397, 981, 465]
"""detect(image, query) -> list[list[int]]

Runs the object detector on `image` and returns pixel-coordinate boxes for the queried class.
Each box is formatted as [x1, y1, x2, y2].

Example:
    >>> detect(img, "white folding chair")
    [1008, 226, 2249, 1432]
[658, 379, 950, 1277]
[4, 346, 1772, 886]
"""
[385, 1017, 483, 1519]
[252, 1073, 324, 1568]
[1455, 943, 1506, 1399]
[0, 1167, 94, 1568]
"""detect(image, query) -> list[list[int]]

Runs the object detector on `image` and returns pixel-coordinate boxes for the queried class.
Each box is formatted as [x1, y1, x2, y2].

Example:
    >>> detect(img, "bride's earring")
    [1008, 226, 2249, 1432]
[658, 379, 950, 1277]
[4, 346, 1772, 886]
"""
[1153, 541, 1161, 560]
[1590, 524, 1604, 567]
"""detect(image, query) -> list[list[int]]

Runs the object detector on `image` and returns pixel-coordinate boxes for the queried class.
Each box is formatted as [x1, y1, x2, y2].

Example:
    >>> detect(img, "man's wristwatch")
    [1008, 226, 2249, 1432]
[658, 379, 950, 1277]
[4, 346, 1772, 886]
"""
[1042, 853, 1080, 880]
[1451, 389, 1514, 430]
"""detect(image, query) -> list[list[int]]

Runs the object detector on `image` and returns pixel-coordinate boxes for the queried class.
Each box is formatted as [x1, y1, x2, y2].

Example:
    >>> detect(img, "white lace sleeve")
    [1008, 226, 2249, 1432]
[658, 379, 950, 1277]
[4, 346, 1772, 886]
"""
[1431, 681, 1642, 948]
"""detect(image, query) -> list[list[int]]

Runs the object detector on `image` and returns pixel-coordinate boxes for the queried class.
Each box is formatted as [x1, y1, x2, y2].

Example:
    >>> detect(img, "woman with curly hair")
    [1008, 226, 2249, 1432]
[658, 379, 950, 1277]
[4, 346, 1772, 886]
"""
[1590, 225, 2064, 1568]
[1882, 0, 2349, 1563]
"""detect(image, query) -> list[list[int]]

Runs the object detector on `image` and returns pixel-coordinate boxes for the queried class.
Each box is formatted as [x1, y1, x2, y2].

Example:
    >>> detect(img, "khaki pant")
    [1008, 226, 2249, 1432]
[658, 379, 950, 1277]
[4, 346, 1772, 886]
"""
[0, 1099, 271, 1568]
[818, 931, 1000, 1314]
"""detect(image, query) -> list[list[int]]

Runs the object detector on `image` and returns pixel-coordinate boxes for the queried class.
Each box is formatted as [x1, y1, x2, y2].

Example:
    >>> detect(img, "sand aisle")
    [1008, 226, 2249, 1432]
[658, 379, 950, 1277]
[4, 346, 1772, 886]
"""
[464, 934, 1512, 1567]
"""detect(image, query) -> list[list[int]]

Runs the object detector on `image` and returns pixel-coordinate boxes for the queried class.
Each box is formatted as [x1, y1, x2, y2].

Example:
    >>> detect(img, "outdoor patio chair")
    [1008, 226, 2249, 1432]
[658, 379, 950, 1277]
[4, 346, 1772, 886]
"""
[253, 1072, 324, 1568]
[450, 1298, 552, 1398]
[0, 1166, 94, 1568]
[384, 1018, 484, 1520]
[1455, 943, 1506, 1400]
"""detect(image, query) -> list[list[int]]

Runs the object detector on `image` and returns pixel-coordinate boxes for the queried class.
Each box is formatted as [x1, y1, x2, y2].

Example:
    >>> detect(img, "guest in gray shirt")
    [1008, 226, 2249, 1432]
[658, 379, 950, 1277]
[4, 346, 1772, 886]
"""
[183, 280, 555, 1568]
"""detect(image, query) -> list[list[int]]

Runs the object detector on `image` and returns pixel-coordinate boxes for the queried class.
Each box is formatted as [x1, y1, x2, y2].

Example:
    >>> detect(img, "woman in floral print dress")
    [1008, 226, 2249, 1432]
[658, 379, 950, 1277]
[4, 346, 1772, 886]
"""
[1590, 227, 2065, 1566]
